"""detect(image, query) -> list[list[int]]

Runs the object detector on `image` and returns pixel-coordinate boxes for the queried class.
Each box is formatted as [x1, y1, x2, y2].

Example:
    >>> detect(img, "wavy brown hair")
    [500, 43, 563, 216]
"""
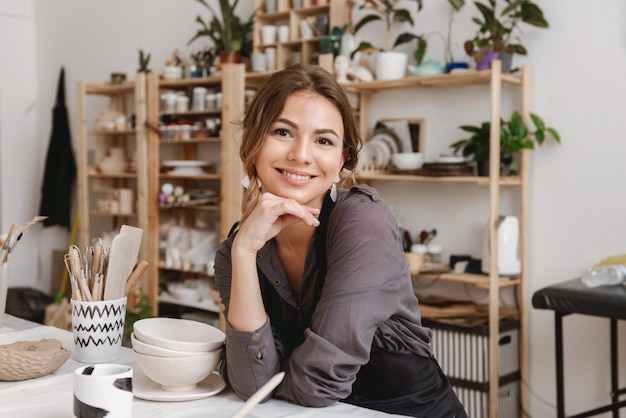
[239, 64, 361, 222]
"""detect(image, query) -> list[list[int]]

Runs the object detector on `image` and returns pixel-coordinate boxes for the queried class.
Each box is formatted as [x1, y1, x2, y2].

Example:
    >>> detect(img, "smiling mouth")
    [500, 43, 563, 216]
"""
[278, 169, 314, 181]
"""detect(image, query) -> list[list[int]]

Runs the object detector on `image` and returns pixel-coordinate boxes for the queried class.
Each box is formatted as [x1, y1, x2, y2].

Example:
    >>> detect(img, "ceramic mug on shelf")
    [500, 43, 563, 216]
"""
[251, 53, 267, 72]
[300, 20, 314, 40]
[114, 188, 134, 214]
[277, 25, 290, 43]
[265, 47, 277, 72]
[261, 25, 277, 45]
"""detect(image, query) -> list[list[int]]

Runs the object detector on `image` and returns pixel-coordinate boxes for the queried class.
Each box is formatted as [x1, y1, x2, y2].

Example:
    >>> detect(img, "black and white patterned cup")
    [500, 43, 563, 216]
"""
[71, 296, 127, 363]
[73, 364, 133, 418]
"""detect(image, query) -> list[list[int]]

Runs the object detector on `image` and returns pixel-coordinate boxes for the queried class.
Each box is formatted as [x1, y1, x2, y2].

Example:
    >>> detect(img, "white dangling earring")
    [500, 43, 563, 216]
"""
[241, 175, 262, 189]
[330, 174, 340, 202]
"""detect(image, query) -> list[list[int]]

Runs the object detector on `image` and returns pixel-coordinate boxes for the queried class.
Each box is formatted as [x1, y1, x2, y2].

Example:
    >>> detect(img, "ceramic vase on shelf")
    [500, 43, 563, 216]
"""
[476, 49, 499, 70]
[375, 51, 408, 80]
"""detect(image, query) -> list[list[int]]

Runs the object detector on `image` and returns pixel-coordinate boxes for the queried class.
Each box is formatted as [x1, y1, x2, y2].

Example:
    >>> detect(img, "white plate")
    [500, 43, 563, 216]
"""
[162, 160, 208, 168]
[133, 371, 226, 402]
[371, 140, 390, 170]
[437, 154, 466, 164]
[168, 167, 206, 176]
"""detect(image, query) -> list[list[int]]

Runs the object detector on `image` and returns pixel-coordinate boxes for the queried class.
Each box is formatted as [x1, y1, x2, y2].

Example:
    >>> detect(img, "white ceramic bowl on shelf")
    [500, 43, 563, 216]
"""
[133, 318, 225, 353]
[98, 158, 128, 174]
[132, 349, 221, 392]
[391, 152, 424, 170]
[167, 282, 201, 303]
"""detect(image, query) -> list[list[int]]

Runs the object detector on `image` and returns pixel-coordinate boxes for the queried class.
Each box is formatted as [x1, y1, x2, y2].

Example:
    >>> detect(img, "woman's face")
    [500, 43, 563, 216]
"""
[255, 91, 345, 209]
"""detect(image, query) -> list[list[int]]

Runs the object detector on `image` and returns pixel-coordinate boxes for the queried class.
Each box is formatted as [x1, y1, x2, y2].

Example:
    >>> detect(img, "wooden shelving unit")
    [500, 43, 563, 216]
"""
[142, 64, 248, 320]
[346, 61, 530, 418]
[252, 0, 349, 72]
[76, 72, 150, 300]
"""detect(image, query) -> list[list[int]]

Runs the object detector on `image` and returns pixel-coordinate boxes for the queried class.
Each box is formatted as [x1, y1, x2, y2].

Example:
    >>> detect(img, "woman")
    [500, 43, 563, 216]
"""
[214, 64, 466, 417]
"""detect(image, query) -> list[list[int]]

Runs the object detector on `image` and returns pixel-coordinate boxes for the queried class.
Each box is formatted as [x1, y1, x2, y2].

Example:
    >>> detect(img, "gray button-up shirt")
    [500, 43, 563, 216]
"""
[214, 185, 432, 407]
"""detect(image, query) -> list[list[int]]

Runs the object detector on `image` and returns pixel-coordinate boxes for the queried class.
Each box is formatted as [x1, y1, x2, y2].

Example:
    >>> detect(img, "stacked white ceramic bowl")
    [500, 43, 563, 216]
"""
[131, 317, 225, 392]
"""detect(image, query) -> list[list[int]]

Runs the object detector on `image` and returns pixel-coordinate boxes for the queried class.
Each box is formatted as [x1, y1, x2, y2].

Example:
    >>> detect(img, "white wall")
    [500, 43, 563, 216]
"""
[6, 0, 622, 416]
[0, 0, 41, 289]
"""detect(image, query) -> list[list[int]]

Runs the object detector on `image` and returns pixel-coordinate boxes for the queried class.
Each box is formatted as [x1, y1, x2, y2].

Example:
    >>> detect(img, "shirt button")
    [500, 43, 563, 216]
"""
[273, 279, 280, 286]
[257, 254, 263, 260]
[251, 333, 261, 342]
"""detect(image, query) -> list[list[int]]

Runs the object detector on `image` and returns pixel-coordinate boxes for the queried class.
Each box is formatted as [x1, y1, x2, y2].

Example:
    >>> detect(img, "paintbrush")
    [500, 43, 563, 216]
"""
[9, 216, 48, 249]
[0, 224, 15, 265]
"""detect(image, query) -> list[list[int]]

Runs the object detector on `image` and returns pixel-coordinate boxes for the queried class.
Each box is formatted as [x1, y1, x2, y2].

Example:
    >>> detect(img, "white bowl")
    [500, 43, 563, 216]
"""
[132, 349, 221, 392]
[391, 152, 425, 170]
[99, 158, 128, 174]
[133, 318, 225, 353]
[167, 283, 201, 302]
[131, 332, 206, 358]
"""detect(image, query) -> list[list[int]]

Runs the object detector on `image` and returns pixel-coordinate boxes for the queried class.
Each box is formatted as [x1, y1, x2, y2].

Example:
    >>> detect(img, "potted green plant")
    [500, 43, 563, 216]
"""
[351, 0, 426, 80]
[463, 0, 549, 70]
[188, 0, 255, 65]
[407, 0, 466, 76]
[443, 0, 469, 72]
[138, 49, 151, 73]
[449, 110, 560, 176]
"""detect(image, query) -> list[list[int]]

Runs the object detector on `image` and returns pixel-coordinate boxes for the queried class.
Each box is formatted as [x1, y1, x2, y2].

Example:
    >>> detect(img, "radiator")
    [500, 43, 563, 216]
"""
[424, 319, 521, 418]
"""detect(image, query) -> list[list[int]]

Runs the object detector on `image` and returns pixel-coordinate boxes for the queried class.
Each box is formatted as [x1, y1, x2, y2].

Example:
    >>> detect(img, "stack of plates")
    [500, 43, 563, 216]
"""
[162, 160, 208, 176]
[356, 128, 402, 172]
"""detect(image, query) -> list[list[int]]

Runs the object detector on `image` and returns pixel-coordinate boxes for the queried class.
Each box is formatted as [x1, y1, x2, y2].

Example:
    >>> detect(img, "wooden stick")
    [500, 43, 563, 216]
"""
[230, 372, 285, 418]
[125, 260, 149, 294]
[70, 275, 82, 302]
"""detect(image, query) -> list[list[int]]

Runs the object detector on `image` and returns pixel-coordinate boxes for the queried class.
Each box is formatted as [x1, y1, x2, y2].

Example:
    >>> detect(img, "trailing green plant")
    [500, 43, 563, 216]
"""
[351, 0, 428, 65]
[188, 0, 255, 58]
[463, 0, 549, 64]
[450, 110, 560, 174]
[138, 49, 151, 73]
[444, 0, 466, 63]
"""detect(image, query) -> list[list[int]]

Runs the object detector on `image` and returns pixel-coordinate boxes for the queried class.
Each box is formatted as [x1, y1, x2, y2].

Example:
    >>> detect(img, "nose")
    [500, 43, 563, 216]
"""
[287, 138, 313, 164]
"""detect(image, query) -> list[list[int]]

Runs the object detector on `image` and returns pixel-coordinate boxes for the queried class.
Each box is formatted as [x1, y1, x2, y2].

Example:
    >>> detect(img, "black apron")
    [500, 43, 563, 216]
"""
[246, 192, 467, 417]
[318, 196, 466, 417]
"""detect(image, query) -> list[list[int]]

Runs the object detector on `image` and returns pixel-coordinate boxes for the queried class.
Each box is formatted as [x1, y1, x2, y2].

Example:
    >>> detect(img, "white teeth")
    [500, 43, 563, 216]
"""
[281, 170, 311, 181]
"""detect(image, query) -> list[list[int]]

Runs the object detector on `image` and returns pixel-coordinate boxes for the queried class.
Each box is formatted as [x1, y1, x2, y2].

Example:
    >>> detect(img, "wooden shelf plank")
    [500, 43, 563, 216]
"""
[342, 70, 522, 93]
[356, 171, 521, 186]
[414, 272, 521, 289]
[158, 75, 222, 88]
[84, 82, 135, 95]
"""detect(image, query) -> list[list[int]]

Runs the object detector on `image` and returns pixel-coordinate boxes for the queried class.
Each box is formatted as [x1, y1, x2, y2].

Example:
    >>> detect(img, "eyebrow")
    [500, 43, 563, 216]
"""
[276, 118, 340, 138]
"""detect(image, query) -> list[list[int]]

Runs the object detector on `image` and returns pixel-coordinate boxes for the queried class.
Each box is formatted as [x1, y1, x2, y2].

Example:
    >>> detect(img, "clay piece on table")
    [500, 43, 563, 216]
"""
[0, 338, 71, 381]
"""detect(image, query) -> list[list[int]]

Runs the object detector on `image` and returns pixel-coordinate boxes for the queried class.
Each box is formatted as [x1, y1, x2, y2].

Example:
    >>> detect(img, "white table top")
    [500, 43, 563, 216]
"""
[0, 315, 403, 418]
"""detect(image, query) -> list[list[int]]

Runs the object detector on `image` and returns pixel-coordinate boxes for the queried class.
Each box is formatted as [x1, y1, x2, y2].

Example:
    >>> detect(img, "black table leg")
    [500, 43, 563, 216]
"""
[556, 311, 565, 418]
[611, 318, 618, 418]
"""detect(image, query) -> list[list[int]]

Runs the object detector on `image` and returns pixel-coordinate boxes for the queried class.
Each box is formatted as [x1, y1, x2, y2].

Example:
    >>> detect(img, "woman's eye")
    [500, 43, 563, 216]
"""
[316, 137, 333, 146]
[274, 128, 291, 138]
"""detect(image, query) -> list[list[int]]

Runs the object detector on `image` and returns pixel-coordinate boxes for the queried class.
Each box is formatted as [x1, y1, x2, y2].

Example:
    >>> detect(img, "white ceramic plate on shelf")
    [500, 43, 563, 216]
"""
[436, 154, 466, 164]
[133, 371, 225, 402]
[162, 160, 208, 176]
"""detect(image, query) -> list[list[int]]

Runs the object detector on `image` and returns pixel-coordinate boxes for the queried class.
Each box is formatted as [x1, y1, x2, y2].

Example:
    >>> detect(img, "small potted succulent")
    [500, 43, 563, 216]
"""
[188, 0, 255, 65]
[351, 0, 426, 80]
[463, 0, 549, 71]
[449, 110, 560, 176]
[138, 49, 151, 73]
